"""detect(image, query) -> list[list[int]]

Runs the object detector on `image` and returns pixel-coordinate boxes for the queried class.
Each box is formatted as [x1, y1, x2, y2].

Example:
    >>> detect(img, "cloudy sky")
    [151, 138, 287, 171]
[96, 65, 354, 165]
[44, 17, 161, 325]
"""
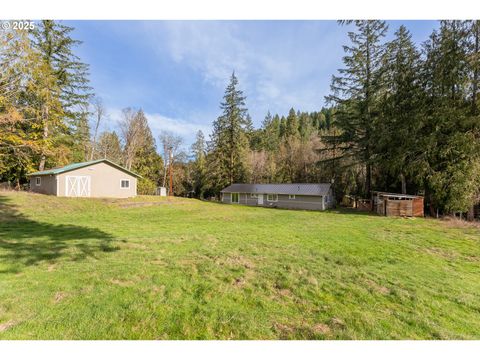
[67, 20, 439, 145]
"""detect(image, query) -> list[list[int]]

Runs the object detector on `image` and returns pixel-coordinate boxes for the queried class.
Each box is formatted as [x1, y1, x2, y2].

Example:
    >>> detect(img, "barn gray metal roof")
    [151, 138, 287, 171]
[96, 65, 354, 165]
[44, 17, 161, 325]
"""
[220, 183, 331, 196]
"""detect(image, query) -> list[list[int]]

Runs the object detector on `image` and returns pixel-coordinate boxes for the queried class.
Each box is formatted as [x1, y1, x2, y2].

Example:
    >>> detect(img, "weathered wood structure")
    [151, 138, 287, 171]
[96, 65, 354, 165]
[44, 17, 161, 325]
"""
[372, 192, 424, 217]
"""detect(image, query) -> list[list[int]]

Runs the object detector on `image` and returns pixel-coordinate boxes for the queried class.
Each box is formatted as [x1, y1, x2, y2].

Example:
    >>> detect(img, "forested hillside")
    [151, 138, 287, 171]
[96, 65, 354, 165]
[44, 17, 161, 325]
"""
[1, 20, 479, 217]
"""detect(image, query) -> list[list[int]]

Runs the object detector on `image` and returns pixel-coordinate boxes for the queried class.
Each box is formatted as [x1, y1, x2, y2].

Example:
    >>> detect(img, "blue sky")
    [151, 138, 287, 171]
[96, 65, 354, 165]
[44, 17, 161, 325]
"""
[67, 20, 439, 146]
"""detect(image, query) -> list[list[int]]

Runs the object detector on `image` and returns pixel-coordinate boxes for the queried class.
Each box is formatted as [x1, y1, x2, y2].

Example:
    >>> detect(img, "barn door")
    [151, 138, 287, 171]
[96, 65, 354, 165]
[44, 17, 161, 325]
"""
[66, 176, 90, 197]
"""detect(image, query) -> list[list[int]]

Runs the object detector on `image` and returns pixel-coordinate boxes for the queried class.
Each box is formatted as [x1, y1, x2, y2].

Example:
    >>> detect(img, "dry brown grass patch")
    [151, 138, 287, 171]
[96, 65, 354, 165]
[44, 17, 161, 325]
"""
[216, 254, 255, 270]
[0, 320, 17, 332]
[53, 292, 67, 304]
[441, 216, 480, 229]
[110, 278, 135, 287]
[365, 279, 391, 295]
[312, 323, 331, 335]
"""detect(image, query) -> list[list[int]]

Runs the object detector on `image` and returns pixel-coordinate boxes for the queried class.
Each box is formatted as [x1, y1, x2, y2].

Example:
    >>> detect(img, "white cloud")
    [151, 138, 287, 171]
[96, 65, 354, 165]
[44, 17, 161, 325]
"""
[104, 107, 211, 147]
[140, 21, 340, 121]
[145, 112, 211, 140]
[158, 21, 249, 88]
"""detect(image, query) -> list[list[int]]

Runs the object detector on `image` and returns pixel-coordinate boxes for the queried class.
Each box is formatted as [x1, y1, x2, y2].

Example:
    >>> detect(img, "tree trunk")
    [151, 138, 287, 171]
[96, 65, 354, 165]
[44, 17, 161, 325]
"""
[365, 163, 371, 197]
[90, 128, 98, 161]
[472, 21, 479, 115]
[38, 106, 49, 171]
[400, 173, 406, 194]
[467, 204, 475, 222]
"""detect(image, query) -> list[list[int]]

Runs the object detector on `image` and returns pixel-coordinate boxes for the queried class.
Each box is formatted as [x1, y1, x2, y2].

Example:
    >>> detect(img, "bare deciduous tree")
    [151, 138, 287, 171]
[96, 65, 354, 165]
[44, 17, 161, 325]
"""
[90, 96, 106, 160]
[158, 130, 185, 187]
[247, 150, 268, 183]
[119, 108, 149, 170]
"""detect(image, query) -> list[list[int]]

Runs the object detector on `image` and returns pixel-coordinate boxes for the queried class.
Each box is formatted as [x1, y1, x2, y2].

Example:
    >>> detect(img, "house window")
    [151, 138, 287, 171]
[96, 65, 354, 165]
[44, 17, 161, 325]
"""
[251, 193, 257, 198]
[120, 179, 130, 189]
[35, 177, 41, 186]
[267, 194, 278, 202]
[289, 194, 296, 200]
[231, 193, 239, 203]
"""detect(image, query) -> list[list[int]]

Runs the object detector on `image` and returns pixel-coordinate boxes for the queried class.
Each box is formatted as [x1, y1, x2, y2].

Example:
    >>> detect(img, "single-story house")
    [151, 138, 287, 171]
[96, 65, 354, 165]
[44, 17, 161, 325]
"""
[27, 159, 140, 198]
[372, 191, 424, 217]
[220, 183, 334, 211]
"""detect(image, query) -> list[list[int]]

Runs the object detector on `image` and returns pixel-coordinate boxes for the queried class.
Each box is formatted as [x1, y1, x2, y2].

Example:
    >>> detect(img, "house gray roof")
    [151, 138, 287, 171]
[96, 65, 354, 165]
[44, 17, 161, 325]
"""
[27, 159, 142, 178]
[221, 183, 331, 196]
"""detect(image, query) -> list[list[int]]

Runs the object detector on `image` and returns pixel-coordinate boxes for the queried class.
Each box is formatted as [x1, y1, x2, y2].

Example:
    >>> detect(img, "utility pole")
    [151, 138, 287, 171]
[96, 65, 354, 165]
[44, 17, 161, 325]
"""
[168, 146, 173, 197]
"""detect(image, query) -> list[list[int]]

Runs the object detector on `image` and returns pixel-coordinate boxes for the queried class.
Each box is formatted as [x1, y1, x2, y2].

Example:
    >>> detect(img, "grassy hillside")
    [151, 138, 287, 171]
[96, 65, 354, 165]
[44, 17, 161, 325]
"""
[0, 191, 479, 339]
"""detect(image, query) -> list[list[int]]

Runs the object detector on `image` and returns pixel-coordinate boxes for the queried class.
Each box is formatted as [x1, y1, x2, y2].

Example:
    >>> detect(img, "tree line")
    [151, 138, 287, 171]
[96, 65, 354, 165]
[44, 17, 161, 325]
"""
[1, 20, 479, 218]
[325, 20, 480, 217]
[189, 20, 480, 219]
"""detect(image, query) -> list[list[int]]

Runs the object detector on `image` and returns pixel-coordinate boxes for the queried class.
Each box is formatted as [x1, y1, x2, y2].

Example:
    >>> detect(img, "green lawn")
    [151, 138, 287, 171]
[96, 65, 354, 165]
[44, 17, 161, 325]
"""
[0, 191, 479, 339]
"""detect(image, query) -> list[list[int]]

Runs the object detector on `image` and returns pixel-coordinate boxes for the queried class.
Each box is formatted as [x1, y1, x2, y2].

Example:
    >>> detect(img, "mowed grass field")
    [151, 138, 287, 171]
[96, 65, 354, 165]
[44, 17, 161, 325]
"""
[0, 191, 480, 339]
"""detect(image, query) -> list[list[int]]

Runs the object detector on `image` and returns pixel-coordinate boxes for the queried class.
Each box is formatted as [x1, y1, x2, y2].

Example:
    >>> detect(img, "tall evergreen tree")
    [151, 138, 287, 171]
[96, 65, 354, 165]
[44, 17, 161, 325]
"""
[285, 107, 299, 138]
[129, 110, 163, 194]
[261, 111, 280, 151]
[32, 20, 92, 169]
[466, 20, 480, 219]
[191, 130, 207, 198]
[421, 21, 480, 214]
[376, 25, 425, 194]
[279, 116, 287, 138]
[32, 20, 92, 119]
[326, 20, 388, 196]
[208, 72, 250, 190]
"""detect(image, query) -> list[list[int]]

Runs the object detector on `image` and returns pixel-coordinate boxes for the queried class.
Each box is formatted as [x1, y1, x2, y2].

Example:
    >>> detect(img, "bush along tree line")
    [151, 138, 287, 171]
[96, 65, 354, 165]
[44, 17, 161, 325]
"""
[1, 20, 479, 218]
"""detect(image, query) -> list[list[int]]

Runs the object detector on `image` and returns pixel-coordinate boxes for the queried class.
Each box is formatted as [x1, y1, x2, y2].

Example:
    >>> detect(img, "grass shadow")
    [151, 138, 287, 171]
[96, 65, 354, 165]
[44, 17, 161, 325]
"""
[0, 195, 117, 272]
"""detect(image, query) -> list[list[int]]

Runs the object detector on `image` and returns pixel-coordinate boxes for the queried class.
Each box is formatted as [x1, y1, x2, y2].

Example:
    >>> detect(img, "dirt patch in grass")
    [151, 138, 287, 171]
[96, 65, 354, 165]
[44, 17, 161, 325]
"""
[365, 279, 391, 295]
[118, 201, 190, 209]
[273, 322, 295, 336]
[277, 288, 293, 298]
[0, 320, 17, 332]
[273, 321, 331, 338]
[232, 277, 246, 287]
[216, 255, 255, 270]
[424, 247, 458, 260]
[330, 317, 346, 329]
[151, 285, 165, 294]
[123, 243, 148, 250]
[312, 323, 331, 335]
[110, 278, 135, 287]
[53, 292, 67, 304]
[151, 258, 167, 266]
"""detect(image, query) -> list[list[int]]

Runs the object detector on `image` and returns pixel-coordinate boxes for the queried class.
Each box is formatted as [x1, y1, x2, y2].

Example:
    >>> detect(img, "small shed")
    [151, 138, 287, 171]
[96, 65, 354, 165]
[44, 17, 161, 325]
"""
[27, 159, 141, 198]
[372, 191, 424, 217]
[156, 187, 167, 196]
